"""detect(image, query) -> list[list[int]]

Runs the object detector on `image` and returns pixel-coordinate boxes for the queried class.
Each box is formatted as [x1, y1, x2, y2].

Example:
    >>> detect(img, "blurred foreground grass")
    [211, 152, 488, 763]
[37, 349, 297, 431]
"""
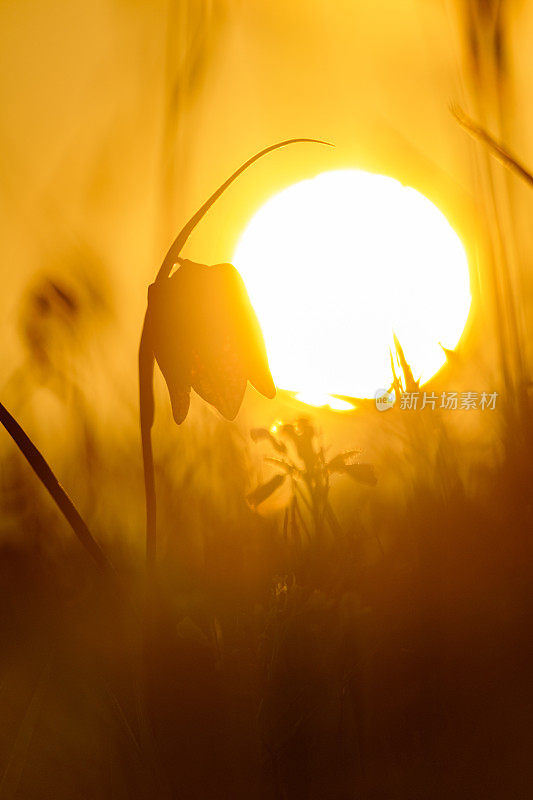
[1, 362, 532, 798]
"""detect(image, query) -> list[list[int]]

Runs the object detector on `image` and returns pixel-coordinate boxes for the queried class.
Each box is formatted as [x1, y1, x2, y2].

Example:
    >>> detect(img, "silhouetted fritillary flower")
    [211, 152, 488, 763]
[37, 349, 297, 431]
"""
[146, 257, 275, 424]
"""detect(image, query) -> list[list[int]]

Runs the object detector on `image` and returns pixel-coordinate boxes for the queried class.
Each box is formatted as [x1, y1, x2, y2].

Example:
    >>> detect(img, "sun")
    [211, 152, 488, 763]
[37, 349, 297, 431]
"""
[233, 170, 471, 405]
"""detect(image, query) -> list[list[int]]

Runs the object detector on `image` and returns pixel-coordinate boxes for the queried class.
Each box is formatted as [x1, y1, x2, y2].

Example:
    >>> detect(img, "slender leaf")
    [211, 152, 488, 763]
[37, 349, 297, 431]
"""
[247, 473, 286, 507]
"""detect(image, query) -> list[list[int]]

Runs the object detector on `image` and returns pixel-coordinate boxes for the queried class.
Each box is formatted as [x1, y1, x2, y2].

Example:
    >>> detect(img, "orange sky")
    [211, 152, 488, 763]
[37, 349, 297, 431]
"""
[1, 0, 532, 440]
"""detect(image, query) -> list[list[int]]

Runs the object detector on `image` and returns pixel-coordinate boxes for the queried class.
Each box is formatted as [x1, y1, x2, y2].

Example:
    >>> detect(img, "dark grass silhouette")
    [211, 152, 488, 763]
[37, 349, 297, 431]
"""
[1, 401, 533, 799]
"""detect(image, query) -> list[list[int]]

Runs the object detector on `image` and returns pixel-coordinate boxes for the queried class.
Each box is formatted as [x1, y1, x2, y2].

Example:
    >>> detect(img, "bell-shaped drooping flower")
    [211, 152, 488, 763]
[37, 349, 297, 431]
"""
[146, 258, 275, 424]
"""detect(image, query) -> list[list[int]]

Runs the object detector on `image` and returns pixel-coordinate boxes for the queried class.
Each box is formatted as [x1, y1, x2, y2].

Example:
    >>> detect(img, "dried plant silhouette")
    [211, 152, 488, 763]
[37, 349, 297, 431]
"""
[248, 418, 376, 542]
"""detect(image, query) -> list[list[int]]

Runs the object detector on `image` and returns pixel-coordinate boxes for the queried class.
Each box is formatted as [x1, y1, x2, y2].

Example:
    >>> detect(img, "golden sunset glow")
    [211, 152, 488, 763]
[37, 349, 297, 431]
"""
[234, 170, 471, 403]
[2, 0, 532, 793]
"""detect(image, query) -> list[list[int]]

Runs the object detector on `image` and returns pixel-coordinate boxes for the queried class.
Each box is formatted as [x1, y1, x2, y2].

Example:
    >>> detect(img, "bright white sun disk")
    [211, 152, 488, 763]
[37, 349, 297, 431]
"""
[233, 170, 471, 401]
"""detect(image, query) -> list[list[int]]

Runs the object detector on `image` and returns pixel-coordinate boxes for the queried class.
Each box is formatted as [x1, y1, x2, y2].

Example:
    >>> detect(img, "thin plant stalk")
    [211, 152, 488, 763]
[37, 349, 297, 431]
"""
[0, 399, 112, 572]
[139, 138, 332, 565]
[452, 105, 533, 189]
[452, 104, 530, 428]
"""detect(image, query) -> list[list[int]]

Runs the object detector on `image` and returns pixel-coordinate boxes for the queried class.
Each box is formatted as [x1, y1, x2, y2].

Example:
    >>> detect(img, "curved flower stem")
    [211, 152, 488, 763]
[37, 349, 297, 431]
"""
[0, 399, 113, 573]
[139, 138, 333, 566]
[155, 138, 333, 284]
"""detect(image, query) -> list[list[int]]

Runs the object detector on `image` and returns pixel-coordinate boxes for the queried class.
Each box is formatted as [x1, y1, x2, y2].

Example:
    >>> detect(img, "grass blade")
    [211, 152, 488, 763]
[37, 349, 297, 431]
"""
[0, 400, 113, 573]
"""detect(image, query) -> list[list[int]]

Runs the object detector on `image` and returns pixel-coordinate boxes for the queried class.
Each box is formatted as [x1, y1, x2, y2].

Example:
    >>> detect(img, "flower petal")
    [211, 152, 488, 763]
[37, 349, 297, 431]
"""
[146, 277, 193, 424]
[147, 259, 276, 423]
[190, 342, 247, 421]
[209, 263, 276, 400]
